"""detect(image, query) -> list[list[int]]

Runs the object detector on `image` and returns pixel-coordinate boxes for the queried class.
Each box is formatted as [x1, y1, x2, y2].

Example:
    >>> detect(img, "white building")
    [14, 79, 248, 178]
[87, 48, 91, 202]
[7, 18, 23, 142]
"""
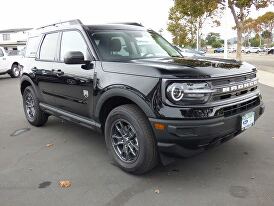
[0, 28, 32, 53]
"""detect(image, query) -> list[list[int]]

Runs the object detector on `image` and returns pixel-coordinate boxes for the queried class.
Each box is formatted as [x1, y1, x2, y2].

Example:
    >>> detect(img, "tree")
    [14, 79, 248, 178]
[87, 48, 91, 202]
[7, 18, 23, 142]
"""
[223, 0, 272, 60]
[205, 32, 224, 47]
[168, 0, 220, 48]
[256, 12, 274, 46]
[242, 18, 255, 46]
[205, 32, 221, 45]
[212, 41, 223, 48]
[257, 12, 274, 32]
[167, 6, 190, 46]
[249, 35, 261, 47]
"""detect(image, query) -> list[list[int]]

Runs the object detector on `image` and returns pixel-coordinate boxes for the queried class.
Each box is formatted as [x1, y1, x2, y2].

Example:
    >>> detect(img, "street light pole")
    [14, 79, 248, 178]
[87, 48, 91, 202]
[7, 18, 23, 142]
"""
[224, 0, 229, 59]
[197, 19, 199, 51]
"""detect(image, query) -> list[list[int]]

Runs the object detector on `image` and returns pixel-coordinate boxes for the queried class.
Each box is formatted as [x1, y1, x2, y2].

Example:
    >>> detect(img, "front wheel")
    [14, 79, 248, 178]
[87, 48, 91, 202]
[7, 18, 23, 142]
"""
[104, 104, 158, 174]
[10, 64, 20, 78]
[23, 86, 48, 126]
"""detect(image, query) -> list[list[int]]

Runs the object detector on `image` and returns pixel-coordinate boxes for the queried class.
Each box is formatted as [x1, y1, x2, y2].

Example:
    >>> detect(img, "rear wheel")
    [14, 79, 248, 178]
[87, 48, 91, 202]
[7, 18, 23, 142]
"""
[23, 86, 48, 126]
[10, 64, 20, 78]
[105, 104, 158, 174]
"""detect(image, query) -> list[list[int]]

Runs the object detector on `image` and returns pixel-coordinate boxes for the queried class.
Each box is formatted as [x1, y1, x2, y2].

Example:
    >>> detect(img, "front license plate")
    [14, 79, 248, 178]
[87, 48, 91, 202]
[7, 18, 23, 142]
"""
[241, 112, 255, 130]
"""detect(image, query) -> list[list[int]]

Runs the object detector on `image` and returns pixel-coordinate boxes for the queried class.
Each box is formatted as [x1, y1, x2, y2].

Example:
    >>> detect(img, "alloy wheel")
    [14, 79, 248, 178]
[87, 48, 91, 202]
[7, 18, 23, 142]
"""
[111, 119, 139, 163]
[25, 91, 36, 120]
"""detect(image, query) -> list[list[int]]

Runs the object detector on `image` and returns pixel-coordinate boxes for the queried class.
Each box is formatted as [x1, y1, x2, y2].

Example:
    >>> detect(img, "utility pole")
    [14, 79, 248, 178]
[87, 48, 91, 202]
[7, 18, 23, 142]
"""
[223, 0, 229, 59]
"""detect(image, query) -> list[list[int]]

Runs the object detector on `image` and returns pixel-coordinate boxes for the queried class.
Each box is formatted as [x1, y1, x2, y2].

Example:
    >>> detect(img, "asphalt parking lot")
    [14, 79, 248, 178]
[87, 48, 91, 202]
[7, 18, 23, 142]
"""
[0, 57, 274, 206]
[208, 53, 274, 74]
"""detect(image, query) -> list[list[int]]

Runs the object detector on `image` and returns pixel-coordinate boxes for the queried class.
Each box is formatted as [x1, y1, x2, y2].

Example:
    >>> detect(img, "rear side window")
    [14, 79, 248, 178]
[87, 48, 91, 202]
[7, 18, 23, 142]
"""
[25, 36, 40, 58]
[39, 32, 59, 61]
[0, 48, 4, 57]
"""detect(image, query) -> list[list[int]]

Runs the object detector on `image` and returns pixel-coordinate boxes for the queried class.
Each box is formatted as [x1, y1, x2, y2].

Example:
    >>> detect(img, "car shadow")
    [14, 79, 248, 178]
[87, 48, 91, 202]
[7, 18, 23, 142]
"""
[44, 116, 256, 180]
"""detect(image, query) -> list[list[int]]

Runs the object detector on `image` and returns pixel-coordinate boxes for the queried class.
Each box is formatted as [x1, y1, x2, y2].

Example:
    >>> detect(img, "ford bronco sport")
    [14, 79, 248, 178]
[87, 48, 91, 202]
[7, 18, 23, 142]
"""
[20, 20, 264, 174]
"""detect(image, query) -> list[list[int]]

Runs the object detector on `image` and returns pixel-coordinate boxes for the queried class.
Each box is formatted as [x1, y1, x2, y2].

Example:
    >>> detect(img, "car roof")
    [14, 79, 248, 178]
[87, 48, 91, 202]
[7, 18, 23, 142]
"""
[86, 24, 146, 32]
[28, 20, 146, 37]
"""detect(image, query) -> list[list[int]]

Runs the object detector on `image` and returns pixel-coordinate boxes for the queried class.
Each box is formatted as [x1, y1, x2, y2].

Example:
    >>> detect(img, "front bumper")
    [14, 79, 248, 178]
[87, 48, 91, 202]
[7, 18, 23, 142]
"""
[150, 102, 265, 157]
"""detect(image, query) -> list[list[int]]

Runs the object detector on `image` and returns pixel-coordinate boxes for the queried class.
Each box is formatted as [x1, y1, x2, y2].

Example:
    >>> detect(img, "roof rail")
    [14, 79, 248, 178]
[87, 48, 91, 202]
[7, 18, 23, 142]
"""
[37, 19, 83, 30]
[111, 22, 144, 27]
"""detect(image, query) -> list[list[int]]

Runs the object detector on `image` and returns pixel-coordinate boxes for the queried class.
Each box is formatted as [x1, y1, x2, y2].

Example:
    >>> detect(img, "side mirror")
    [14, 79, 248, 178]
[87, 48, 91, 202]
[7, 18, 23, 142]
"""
[64, 51, 86, 64]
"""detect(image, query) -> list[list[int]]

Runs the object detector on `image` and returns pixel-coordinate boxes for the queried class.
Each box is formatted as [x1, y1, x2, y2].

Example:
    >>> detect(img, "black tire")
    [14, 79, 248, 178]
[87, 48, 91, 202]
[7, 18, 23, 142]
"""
[23, 86, 48, 127]
[104, 104, 158, 174]
[10, 64, 20, 78]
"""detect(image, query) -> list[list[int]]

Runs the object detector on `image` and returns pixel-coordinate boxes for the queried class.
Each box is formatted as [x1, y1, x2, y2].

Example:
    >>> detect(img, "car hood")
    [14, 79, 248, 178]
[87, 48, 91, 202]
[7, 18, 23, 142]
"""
[101, 57, 256, 79]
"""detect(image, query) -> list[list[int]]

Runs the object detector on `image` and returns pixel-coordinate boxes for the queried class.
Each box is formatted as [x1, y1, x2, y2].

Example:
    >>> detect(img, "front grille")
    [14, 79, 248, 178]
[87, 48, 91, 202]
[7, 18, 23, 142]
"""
[210, 72, 258, 102]
[212, 86, 258, 101]
[211, 73, 256, 86]
[215, 97, 260, 117]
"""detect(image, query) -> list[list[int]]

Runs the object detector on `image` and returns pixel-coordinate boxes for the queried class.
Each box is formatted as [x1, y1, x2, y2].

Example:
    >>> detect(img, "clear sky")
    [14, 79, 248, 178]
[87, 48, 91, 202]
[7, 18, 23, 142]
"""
[0, 0, 273, 41]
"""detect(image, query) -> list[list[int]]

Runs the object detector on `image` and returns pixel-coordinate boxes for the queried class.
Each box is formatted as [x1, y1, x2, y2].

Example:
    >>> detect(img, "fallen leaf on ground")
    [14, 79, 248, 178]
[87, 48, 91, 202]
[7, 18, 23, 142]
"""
[59, 180, 71, 188]
[154, 189, 160, 194]
[272, 137, 274, 139]
[46, 144, 54, 148]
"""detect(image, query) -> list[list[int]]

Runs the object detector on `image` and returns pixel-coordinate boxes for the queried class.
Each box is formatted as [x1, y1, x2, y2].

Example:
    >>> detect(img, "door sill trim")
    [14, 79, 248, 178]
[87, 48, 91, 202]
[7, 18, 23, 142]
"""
[39, 103, 101, 130]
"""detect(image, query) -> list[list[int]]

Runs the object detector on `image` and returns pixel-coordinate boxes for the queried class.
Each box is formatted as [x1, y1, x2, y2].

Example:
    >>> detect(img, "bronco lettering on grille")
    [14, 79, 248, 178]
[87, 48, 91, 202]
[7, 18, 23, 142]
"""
[222, 80, 257, 93]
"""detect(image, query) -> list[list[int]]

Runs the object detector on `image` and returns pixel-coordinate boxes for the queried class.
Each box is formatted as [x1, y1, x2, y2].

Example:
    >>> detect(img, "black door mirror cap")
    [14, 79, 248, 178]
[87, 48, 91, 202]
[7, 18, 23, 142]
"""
[64, 51, 85, 64]
[81, 62, 94, 70]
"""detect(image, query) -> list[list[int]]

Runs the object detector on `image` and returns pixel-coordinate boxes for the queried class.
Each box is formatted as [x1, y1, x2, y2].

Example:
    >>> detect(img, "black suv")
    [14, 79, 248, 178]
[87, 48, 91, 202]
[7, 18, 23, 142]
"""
[20, 20, 264, 174]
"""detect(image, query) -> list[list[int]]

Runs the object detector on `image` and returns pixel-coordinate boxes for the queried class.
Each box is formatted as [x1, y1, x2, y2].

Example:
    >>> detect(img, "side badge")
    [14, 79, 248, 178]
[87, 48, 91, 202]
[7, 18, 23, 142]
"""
[83, 90, 89, 98]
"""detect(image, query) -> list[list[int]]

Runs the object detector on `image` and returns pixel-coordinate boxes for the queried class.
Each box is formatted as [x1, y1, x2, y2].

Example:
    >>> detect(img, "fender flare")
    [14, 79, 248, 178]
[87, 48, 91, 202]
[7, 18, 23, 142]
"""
[20, 75, 42, 99]
[95, 88, 156, 119]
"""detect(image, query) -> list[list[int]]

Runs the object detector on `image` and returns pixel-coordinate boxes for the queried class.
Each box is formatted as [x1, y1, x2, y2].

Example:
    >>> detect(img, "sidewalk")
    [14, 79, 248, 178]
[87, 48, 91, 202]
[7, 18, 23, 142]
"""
[258, 70, 274, 88]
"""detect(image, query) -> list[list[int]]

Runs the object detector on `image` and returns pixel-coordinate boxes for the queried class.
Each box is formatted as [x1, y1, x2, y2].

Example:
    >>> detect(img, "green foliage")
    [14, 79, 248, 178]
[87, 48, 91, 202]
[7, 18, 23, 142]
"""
[249, 37, 261, 47]
[205, 32, 224, 47]
[167, 0, 220, 47]
[224, 0, 272, 60]
[212, 41, 223, 48]
[175, 0, 219, 18]
[262, 30, 272, 39]
[205, 32, 220, 45]
[167, 0, 273, 56]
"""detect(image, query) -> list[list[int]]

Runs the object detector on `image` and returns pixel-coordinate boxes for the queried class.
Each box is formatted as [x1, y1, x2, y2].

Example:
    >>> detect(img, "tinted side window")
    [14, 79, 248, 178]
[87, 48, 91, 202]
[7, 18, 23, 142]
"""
[60, 31, 90, 61]
[39, 33, 59, 61]
[25, 36, 40, 58]
[0, 48, 4, 57]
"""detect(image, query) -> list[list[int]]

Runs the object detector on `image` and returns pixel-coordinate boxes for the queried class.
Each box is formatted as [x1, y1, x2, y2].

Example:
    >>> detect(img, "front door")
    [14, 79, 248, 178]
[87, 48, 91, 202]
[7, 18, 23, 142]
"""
[53, 30, 95, 118]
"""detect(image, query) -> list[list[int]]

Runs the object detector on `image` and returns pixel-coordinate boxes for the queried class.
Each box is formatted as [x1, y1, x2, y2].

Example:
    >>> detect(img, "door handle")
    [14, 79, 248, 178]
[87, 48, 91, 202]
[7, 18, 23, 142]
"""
[31, 67, 38, 72]
[52, 69, 64, 76]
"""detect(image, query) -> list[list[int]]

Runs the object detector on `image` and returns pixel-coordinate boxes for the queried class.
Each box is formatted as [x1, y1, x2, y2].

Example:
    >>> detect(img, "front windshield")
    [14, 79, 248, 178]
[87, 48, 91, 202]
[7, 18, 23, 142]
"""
[89, 30, 181, 61]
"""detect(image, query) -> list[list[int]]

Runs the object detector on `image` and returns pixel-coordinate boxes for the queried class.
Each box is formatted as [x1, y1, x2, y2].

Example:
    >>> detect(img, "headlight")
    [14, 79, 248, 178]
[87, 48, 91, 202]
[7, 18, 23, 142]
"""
[166, 82, 215, 105]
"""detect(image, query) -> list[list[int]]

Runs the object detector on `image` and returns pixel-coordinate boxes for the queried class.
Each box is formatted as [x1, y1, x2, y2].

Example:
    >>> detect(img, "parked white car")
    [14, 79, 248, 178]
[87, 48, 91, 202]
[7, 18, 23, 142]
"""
[228, 47, 236, 53]
[245, 47, 262, 54]
[0, 47, 22, 78]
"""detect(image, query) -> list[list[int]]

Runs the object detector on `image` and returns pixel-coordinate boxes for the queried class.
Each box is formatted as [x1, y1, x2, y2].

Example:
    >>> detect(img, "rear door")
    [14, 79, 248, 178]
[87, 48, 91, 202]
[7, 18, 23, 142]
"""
[33, 32, 60, 105]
